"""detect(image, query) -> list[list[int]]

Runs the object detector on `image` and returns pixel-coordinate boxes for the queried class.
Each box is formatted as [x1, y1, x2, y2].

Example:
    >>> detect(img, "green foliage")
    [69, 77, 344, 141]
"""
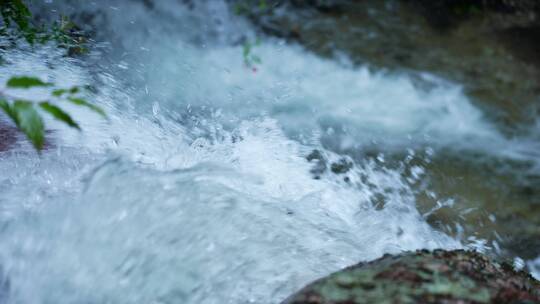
[0, 1, 101, 151]
[7, 75, 51, 88]
[0, 76, 106, 150]
[234, 0, 269, 16]
[232, 1, 267, 70]
[242, 38, 262, 69]
[0, 98, 44, 149]
[0, 0, 87, 54]
[258, 0, 268, 10]
[0, 0, 34, 42]
[39, 102, 79, 130]
[45, 15, 88, 54]
[452, 3, 482, 16]
[66, 96, 106, 118]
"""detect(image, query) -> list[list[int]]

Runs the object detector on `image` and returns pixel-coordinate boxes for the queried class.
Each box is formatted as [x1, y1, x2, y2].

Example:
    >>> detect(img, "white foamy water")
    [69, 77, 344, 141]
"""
[0, 1, 538, 303]
[529, 256, 540, 280]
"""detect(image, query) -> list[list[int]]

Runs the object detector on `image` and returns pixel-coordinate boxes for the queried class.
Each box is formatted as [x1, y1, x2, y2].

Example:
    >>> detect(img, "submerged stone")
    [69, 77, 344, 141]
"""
[306, 149, 328, 179]
[330, 159, 353, 174]
[283, 249, 540, 304]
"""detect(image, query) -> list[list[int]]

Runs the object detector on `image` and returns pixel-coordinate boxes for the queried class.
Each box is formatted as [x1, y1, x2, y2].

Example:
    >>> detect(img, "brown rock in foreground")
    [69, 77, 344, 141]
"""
[0, 122, 18, 152]
[283, 249, 540, 304]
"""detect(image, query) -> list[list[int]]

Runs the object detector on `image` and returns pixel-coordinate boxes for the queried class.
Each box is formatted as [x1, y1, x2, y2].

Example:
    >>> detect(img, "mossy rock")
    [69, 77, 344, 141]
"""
[283, 249, 540, 304]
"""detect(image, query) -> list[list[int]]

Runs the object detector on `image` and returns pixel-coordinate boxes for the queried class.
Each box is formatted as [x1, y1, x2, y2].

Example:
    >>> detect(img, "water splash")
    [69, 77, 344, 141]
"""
[0, 0, 536, 303]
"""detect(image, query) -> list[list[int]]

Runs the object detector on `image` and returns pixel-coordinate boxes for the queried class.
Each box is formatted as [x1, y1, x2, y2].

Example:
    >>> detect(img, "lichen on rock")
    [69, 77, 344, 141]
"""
[283, 249, 540, 304]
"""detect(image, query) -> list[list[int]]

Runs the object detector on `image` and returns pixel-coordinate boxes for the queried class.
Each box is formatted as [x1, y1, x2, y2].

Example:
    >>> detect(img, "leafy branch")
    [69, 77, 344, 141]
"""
[0, 0, 33, 41]
[232, 1, 267, 71]
[0, 76, 106, 150]
[242, 38, 262, 70]
[0, 1, 101, 151]
[1, 0, 87, 54]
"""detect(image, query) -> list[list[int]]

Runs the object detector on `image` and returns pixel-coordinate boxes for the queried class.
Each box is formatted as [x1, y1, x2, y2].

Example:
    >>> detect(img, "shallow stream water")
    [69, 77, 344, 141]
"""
[0, 1, 538, 303]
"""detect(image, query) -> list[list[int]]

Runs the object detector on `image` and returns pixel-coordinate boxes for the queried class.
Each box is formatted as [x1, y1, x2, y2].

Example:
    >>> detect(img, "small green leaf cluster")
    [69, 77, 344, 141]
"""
[234, 0, 269, 16]
[0, 76, 106, 150]
[232, 1, 267, 70]
[242, 38, 262, 69]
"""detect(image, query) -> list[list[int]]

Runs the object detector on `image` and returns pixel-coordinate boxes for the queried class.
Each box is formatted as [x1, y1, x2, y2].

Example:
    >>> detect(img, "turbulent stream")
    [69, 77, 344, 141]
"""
[0, 1, 538, 303]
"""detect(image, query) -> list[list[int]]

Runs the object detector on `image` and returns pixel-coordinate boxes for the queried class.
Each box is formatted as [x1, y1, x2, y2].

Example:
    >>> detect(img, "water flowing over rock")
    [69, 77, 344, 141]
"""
[235, 0, 540, 260]
[1, 0, 540, 302]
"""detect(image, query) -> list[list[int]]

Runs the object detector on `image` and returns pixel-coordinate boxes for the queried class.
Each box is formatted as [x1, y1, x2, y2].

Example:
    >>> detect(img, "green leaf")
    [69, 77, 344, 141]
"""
[0, 99, 15, 120]
[251, 55, 262, 64]
[52, 88, 67, 97]
[7, 76, 52, 88]
[67, 96, 106, 118]
[243, 42, 251, 57]
[234, 3, 246, 15]
[68, 86, 79, 94]
[12, 100, 45, 150]
[39, 102, 80, 130]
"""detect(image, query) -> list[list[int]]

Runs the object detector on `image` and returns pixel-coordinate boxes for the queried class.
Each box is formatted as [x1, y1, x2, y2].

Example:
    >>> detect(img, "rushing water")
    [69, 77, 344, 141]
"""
[0, 1, 538, 303]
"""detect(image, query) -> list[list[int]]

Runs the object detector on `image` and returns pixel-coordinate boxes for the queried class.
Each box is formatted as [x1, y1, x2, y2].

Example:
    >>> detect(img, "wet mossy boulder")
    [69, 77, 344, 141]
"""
[283, 249, 540, 304]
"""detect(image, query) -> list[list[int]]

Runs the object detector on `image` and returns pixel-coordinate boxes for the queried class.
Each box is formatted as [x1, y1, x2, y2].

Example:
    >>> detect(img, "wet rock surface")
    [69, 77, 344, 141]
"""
[0, 122, 18, 153]
[283, 249, 540, 304]
[306, 147, 540, 260]
[405, 0, 540, 30]
[0, 120, 54, 152]
[415, 153, 540, 260]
